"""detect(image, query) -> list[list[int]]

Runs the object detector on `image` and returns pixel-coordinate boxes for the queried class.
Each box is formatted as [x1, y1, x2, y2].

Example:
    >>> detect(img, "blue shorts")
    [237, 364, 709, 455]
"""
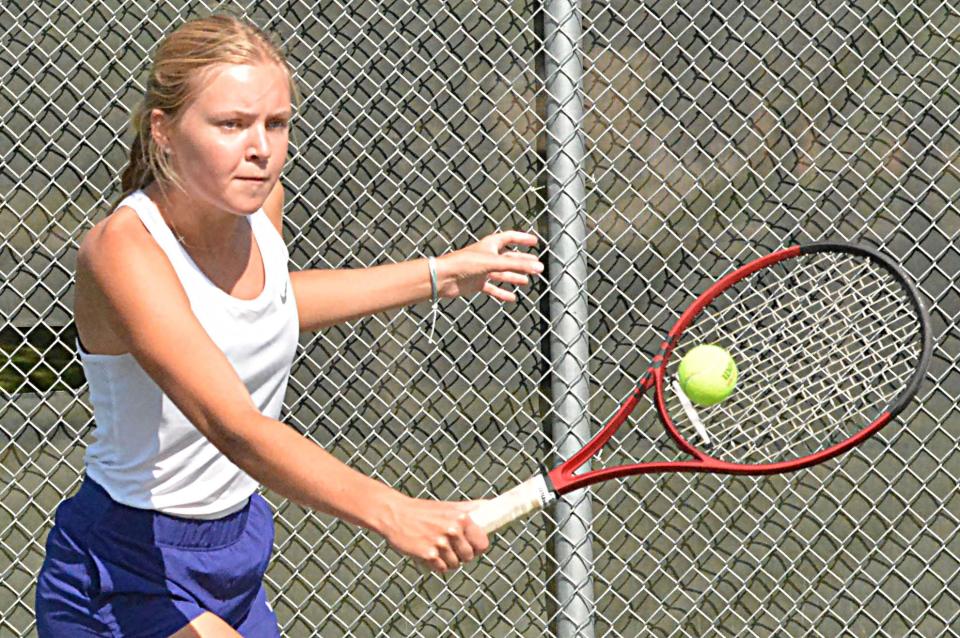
[36, 477, 280, 637]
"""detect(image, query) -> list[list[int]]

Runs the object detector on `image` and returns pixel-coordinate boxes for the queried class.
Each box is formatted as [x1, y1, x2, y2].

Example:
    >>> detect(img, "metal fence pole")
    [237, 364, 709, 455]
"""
[543, 0, 596, 636]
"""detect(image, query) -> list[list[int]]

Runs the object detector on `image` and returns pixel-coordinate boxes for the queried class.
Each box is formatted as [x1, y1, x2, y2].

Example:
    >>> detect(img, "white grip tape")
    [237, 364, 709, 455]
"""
[468, 474, 556, 535]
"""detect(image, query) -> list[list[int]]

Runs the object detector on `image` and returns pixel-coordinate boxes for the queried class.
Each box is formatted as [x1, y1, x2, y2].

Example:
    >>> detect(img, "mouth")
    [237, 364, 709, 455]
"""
[235, 176, 269, 182]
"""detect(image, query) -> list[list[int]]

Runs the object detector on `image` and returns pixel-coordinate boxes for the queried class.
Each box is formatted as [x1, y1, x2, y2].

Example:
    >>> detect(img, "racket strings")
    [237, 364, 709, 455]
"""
[735, 262, 916, 457]
[726, 279, 912, 422]
[666, 251, 922, 464]
[700, 260, 903, 415]
[721, 262, 915, 459]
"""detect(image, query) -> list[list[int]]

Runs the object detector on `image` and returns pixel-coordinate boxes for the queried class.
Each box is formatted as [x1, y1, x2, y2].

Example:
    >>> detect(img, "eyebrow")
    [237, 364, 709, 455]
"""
[211, 110, 292, 119]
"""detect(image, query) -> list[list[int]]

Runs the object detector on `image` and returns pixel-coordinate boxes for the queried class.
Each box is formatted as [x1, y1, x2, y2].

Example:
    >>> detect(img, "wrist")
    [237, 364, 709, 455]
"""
[434, 253, 456, 299]
[360, 487, 408, 537]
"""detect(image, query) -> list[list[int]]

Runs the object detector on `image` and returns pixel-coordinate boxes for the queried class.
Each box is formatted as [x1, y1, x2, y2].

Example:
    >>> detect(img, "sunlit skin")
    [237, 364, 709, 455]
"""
[143, 61, 542, 306]
[78, 60, 544, 606]
[66, 48, 547, 637]
[146, 62, 292, 256]
[134, 61, 529, 571]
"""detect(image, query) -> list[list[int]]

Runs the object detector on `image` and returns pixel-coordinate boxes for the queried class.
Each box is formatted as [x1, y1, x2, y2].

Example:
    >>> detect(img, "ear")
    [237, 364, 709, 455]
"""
[149, 108, 172, 152]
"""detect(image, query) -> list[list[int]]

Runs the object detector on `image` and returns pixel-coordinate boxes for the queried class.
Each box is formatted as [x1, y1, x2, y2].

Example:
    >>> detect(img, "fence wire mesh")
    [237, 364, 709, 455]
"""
[1, 0, 958, 636]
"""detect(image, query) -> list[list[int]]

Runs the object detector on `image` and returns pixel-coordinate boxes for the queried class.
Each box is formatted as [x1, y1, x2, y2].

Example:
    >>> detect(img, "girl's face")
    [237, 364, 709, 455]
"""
[155, 62, 291, 215]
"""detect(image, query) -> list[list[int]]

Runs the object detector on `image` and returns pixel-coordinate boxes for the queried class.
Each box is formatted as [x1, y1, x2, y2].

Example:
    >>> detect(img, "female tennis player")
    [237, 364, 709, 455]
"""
[35, 14, 543, 638]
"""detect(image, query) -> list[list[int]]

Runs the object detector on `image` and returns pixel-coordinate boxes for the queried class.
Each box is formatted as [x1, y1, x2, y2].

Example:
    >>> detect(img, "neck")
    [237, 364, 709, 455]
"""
[144, 182, 248, 255]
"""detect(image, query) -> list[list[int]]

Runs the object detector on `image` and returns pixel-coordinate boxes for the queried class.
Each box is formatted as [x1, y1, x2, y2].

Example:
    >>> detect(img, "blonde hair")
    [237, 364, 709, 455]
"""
[114, 13, 298, 208]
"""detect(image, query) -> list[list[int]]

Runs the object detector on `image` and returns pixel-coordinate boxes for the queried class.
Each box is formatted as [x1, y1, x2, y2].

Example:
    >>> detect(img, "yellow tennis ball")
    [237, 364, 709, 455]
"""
[677, 344, 738, 407]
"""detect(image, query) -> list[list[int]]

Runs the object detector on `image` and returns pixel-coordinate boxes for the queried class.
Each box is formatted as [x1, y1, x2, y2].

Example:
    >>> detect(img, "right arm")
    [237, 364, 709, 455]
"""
[78, 211, 487, 572]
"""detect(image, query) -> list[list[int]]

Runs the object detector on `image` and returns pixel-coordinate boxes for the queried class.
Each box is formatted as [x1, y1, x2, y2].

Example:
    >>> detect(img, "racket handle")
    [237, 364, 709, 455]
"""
[469, 474, 557, 535]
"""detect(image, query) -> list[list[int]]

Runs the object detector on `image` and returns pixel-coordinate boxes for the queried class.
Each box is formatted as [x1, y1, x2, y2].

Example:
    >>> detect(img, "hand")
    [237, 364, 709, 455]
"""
[437, 231, 543, 302]
[379, 496, 490, 574]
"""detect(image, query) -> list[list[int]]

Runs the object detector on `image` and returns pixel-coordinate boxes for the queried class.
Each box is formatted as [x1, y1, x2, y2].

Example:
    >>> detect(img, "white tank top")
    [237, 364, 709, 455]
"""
[80, 190, 299, 519]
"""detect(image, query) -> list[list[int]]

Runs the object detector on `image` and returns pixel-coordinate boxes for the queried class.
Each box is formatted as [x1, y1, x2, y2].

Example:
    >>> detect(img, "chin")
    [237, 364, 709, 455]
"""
[224, 190, 268, 215]
[236, 201, 266, 215]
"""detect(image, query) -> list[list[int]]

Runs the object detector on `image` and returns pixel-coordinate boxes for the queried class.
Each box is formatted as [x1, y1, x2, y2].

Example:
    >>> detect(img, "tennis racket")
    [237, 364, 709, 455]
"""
[469, 241, 932, 535]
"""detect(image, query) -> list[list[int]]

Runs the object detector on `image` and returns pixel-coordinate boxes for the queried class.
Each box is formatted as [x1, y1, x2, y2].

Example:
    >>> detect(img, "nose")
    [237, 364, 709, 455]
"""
[246, 125, 270, 161]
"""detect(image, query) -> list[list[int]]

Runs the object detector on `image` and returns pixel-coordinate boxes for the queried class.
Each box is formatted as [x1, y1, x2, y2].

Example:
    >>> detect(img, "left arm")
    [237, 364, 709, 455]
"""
[263, 182, 543, 333]
[291, 236, 542, 332]
[290, 260, 435, 331]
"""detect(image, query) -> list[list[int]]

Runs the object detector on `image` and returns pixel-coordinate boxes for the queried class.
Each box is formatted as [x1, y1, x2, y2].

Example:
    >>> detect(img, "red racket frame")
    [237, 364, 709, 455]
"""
[545, 242, 931, 496]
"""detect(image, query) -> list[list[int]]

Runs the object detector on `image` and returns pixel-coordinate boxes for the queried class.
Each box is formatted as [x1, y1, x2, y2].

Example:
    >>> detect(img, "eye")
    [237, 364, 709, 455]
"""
[268, 119, 289, 130]
[219, 120, 241, 130]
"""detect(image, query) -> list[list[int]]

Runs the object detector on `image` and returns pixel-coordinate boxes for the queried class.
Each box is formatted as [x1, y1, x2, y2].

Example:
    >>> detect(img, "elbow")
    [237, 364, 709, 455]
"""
[204, 406, 264, 459]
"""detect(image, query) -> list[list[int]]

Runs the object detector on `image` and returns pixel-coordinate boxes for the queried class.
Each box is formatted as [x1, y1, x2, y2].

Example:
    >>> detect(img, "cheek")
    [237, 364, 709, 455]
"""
[180, 135, 240, 176]
[270, 135, 289, 168]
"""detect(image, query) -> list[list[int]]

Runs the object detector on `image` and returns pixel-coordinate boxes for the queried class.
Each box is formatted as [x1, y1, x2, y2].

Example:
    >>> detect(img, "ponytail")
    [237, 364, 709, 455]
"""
[112, 104, 155, 209]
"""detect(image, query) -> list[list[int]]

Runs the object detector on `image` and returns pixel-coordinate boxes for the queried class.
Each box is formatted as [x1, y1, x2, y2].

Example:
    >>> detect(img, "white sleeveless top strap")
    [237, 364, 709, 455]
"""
[80, 190, 300, 518]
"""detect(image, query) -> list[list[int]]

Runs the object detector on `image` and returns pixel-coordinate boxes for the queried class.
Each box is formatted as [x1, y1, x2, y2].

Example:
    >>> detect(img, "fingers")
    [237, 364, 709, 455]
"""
[461, 512, 490, 555]
[478, 251, 544, 303]
[482, 280, 518, 303]
[487, 270, 530, 287]
[493, 230, 539, 250]
[442, 519, 475, 564]
[483, 264, 541, 302]
[498, 252, 545, 274]
[421, 513, 490, 574]
[434, 534, 460, 571]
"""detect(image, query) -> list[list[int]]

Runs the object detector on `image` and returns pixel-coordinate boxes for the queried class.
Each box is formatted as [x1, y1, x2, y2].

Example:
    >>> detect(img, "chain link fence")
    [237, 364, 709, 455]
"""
[2, 0, 958, 636]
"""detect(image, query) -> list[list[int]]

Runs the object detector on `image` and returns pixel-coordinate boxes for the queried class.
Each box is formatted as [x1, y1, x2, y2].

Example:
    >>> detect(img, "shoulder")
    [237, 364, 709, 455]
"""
[75, 204, 187, 353]
[262, 180, 284, 237]
[77, 204, 186, 308]
[78, 205, 162, 276]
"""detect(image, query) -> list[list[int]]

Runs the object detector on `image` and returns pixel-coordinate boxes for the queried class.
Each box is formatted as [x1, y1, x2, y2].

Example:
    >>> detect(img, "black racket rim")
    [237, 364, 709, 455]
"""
[797, 240, 933, 418]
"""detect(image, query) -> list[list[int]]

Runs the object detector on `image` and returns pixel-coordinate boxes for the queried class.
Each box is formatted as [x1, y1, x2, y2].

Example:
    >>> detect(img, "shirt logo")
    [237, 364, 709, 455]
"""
[280, 280, 288, 304]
